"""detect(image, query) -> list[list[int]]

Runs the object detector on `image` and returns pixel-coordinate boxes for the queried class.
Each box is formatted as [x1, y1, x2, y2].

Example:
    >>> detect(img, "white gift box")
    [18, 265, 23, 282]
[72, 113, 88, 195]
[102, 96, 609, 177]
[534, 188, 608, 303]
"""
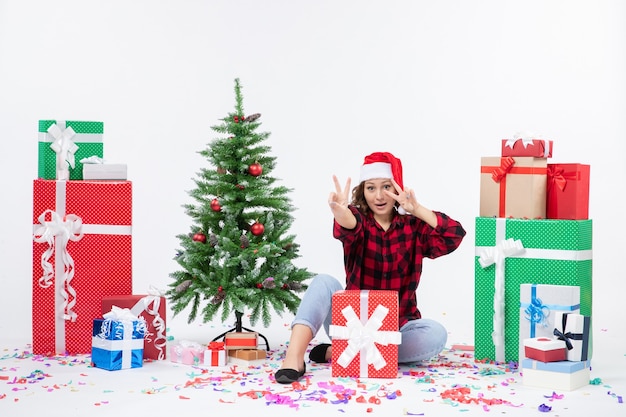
[83, 163, 128, 180]
[519, 284, 580, 363]
[553, 312, 591, 361]
[521, 359, 591, 391]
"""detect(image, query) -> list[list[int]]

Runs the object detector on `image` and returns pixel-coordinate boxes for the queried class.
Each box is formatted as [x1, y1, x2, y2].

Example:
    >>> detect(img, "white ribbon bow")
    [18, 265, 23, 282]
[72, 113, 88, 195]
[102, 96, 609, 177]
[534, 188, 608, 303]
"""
[48, 122, 78, 179]
[130, 286, 168, 360]
[330, 304, 402, 371]
[33, 209, 84, 322]
[504, 131, 542, 150]
[478, 238, 525, 362]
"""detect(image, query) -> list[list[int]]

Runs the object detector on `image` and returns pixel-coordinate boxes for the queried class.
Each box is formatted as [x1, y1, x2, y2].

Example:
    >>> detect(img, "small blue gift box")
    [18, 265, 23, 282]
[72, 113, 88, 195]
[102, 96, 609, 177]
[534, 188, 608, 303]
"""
[91, 317, 146, 371]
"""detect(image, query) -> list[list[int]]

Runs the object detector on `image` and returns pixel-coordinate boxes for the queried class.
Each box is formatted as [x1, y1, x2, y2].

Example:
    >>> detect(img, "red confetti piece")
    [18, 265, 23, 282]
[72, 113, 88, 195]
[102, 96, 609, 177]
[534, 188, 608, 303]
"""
[179, 395, 191, 400]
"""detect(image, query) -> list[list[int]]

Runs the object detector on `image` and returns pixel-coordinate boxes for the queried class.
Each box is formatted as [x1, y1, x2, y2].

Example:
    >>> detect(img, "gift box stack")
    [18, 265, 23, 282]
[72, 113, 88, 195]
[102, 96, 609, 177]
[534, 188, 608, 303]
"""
[32, 119, 143, 359]
[224, 331, 267, 362]
[329, 290, 402, 378]
[474, 134, 592, 389]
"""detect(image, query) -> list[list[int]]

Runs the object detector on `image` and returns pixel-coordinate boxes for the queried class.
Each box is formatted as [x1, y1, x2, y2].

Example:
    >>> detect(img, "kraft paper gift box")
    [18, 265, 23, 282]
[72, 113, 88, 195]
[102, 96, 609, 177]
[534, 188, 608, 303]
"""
[519, 284, 580, 362]
[170, 340, 204, 365]
[474, 217, 592, 363]
[329, 290, 402, 378]
[227, 349, 267, 361]
[204, 341, 227, 367]
[523, 337, 567, 362]
[91, 308, 146, 371]
[553, 312, 591, 361]
[83, 163, 128, 180]
[224, 332, 258, 350]
[102, 293, 167, 360]
[38, 120, 104, 180]
[32, 179, 133, 355]
[547, 163, 591, 220]
[480, 156, 547, 219]
[521, 359, 591, 391]
[501, 137, 553, 158]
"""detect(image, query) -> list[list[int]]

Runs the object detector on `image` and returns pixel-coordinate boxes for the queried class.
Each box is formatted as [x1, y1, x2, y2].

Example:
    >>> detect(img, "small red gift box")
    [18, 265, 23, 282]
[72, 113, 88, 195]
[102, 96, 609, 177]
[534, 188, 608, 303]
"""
[547, 163, 590, 220]
[480, 156, 547, 219]
[501, 138, 553, 158]
[523, 337, 567, 362]
[204, 341, 227, 366]
[224, 332, 258, 350]
[329, 290, 401, 378]
[32, 179, 132, 355]
[102, 294, 167, 360]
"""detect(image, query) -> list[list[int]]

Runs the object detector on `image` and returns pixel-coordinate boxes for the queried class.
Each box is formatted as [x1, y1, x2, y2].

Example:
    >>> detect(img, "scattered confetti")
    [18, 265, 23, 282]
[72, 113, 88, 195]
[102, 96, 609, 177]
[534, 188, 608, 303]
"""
[538, 403, 552, 412]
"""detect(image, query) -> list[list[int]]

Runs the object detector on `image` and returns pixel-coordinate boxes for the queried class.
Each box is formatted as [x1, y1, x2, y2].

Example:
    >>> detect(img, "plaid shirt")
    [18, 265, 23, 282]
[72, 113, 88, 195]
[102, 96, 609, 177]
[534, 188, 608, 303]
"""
[333, 206, 466, 327]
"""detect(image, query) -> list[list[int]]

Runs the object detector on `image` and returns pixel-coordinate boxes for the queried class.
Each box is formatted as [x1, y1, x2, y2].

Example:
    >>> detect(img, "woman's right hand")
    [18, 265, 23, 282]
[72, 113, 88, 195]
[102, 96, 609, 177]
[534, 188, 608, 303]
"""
[328, 175, 351, 210]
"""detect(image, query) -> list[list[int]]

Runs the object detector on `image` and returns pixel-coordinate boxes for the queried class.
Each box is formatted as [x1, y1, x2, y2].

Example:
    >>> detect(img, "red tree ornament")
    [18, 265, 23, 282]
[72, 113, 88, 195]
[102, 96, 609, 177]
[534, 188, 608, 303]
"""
[192, 232, 207, 243]
[250, 221, 265, 236]
[210, 198, 221, 212]
[248, 162, 263, 177]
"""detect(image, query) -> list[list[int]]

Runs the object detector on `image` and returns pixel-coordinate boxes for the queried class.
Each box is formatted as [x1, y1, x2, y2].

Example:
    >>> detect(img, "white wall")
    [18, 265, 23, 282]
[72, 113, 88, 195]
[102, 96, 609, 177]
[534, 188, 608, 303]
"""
[1, 0, 624, 345]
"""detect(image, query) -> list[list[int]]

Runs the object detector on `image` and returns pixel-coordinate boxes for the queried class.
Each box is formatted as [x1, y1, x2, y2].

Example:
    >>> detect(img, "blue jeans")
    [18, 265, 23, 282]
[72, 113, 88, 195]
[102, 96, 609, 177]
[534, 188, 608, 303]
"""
[292, 274, 448, 363]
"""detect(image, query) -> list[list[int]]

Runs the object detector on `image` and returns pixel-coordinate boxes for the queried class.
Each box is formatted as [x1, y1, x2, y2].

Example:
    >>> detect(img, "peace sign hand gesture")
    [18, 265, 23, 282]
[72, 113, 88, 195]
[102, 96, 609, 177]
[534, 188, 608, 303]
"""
[328, 175, 357, 229]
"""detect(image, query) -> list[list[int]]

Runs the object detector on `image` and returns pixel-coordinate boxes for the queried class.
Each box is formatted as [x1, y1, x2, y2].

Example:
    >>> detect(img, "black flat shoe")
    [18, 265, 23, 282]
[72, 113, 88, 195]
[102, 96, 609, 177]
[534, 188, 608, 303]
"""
[274, 362, 306, 384]
[309, 343, 331, 363]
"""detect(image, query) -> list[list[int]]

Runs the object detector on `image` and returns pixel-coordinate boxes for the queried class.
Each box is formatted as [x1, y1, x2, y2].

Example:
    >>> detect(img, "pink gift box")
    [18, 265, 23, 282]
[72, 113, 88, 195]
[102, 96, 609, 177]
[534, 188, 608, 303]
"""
[170, 340, 204, 366]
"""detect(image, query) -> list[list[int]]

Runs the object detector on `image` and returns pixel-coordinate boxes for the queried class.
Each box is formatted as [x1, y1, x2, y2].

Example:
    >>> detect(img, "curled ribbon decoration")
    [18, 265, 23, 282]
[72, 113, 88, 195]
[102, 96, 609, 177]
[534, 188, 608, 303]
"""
[524, 295, 550, 330]
[478, 238, 525, 363]
[33, 209, 84, 322]
[491, 157, 515, 183]
[47, 122, 78, 179]
[329, 304, 402, 371]
[130, 287, 167, 360]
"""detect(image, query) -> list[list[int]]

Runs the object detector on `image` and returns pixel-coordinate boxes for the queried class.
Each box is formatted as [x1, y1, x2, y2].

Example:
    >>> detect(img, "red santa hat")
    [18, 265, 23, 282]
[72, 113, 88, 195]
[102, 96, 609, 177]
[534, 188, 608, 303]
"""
[359, 152, 404, 190]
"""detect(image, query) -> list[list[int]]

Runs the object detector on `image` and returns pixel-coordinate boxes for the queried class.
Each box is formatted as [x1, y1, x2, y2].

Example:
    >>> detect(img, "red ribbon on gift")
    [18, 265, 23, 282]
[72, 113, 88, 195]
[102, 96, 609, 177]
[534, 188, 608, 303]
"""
[547, 166, 580, 192]
[481, 158, 547, 217]
[208, 341, 225, 350]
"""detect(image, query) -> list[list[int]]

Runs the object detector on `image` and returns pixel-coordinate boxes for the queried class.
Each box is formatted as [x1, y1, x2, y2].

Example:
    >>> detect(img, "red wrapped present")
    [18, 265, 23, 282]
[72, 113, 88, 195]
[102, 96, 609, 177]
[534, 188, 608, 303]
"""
[329, 290, 401, 378]
[523, 337, 567, 362]
[102, 292, 167, 360]
[547, 163, 590, 220]
[32, 179, 132, 355]
[224, 332, 258, 350]
[204, 341, 227, 366]
[501, 137, 553, 158]
[480, 156, 547, 219]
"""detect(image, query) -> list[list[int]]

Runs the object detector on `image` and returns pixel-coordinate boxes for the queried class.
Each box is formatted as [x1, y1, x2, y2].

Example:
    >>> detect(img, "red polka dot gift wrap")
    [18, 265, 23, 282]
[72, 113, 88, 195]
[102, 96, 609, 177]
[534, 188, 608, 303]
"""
[32, 179, 133, 355]
[329, 290, 402, 379]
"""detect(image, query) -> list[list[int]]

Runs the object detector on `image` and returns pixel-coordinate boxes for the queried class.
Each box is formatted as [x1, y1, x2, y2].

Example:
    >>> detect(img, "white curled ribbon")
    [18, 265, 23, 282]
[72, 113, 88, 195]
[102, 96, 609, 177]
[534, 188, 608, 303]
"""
[329, 304, 402, 372]
[478, 238, 525, 362]
[33, 209, 84, 321]
[48, 122, 78, 176]
[130, 286, 167, 360]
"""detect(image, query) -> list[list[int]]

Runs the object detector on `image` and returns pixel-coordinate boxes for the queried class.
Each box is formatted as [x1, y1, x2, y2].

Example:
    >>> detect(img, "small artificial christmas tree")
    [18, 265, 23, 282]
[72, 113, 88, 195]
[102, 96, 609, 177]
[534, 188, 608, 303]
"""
[167, 78, 312, 336]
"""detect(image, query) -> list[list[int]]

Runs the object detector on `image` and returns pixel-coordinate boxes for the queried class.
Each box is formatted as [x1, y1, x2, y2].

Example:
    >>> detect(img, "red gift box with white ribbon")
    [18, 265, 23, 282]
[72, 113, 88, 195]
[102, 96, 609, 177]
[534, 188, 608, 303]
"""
[330, 290, 401, 378]
[32, 179, 132, 355]
[523, 337, 567, 362]
[102, 292, 167, 360]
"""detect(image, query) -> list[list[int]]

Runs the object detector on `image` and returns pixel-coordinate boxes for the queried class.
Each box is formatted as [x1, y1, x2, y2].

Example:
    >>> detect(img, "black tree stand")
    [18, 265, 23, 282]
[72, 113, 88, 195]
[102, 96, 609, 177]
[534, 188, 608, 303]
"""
[212, 311, 270, 350]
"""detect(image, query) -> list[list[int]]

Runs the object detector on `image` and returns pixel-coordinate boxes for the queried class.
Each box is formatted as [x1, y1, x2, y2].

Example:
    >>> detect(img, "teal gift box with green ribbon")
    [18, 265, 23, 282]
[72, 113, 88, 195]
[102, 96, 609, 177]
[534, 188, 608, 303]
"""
[474, 217, 592, 363]
[38, 120, 104, 180]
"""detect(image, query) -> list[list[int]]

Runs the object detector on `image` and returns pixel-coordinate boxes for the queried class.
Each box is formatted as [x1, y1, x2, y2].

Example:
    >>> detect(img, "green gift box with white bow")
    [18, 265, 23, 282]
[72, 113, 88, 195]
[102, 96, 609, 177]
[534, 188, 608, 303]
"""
[473, 217, 592, 363]
[38, 120, 104, 180]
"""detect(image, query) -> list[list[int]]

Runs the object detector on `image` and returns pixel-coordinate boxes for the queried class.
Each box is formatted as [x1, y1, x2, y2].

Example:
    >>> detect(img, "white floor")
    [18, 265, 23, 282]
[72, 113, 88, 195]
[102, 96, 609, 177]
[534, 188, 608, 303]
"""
[1, 317, 624, 417]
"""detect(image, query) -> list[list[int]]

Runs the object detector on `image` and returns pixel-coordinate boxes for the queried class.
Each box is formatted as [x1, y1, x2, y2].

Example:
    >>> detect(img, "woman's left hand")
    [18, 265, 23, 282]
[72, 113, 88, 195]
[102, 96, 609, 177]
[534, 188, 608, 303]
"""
[385, 179, 418, 215]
